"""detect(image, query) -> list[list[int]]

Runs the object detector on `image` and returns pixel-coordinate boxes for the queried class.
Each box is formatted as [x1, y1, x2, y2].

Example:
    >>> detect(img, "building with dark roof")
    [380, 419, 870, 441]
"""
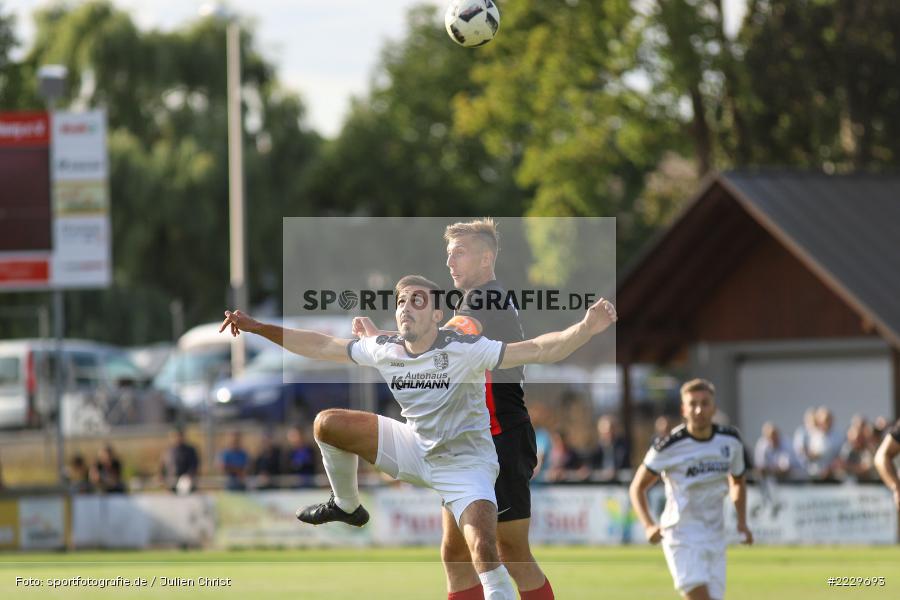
[616, 171, 900, 440]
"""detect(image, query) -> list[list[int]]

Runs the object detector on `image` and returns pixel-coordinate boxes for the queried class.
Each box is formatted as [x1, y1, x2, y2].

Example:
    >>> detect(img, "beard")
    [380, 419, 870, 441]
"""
[400, 321, 417, 341]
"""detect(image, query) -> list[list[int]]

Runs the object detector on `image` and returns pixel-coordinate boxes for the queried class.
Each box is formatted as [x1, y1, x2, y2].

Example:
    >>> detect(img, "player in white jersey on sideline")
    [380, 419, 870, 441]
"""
[629, 378, 753, 600]
[220, 275, 617, 600]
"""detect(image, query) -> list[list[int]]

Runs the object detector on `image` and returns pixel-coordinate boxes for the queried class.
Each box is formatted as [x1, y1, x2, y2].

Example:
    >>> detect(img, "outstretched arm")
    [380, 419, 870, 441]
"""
[220, 310, 353, 364]
[498, 297, 617, 369]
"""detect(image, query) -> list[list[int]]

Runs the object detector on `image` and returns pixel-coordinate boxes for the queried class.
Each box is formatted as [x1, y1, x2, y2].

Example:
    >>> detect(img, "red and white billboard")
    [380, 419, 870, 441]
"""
[0, 110, 111, 290]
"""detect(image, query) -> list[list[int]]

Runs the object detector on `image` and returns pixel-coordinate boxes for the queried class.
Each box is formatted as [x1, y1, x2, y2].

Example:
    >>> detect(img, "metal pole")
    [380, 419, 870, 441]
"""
[226, 21, 247, 378]
[53, 289, 65, 483]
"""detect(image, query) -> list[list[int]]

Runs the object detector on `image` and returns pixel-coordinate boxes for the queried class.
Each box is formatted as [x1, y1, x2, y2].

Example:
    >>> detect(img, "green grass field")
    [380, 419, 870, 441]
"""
[1, 546, 897, 599]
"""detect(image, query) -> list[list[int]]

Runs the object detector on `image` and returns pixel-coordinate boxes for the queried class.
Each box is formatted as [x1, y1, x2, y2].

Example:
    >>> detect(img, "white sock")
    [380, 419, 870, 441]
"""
[316, 440, 360, 513]
[478, 565, 515, 600]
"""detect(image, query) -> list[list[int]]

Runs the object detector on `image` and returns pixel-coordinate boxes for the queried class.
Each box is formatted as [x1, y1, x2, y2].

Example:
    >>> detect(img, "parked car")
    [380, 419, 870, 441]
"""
[211, 347, 392, 423]
[0, 339, 154, 429]
[126, 342, 174, 379]
[154, 316, 370, 420]
[151, 322, 266, 416]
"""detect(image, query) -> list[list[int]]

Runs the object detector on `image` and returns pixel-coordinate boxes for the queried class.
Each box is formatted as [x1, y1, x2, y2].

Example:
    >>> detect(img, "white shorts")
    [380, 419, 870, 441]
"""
[375, 415, 499, 524]
[661, 538, 726, 599]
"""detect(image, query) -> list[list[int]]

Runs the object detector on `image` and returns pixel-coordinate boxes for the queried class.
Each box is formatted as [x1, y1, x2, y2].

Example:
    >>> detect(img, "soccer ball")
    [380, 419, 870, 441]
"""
[445, 0, 501, 48]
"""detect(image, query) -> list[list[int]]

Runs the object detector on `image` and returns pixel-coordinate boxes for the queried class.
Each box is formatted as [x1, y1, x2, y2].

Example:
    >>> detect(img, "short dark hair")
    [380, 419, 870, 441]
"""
[394, 275, 441, 295]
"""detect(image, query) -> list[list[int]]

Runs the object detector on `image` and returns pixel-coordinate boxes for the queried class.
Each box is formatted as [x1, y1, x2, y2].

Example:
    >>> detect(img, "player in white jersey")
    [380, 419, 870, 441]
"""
[220, 275, 617, 600]
[874, 419, 900, 514]
[629, 379, 753, 600]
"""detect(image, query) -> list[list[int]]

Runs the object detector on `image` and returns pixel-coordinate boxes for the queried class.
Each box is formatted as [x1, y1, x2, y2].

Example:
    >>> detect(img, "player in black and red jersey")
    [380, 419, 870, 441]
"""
[441, 219, 553, 600]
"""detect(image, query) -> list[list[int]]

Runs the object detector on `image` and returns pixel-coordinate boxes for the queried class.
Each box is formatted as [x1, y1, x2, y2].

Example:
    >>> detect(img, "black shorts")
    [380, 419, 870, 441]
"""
[492, 421, 538, 522]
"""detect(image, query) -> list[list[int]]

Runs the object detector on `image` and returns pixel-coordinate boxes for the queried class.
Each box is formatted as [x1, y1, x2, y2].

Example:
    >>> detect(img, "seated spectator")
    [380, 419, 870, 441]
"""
[252, 431, 283, 490]
[837, 421, 877, 481]
[754, 422, 799, 481]
[160, 428, 200, 494]
[650, 415, 674, 446]
[67, 454, 94, 493]
[805, 407, 843, 480]
[529, 404, 553, 484]
[90, 445, 126, 493]
[282, 426, 317, 487]
[219, 431, 250, 491]
[793, 407, 817, 472]
[588, 415, 630, 481]
[546, 430, 582, 482]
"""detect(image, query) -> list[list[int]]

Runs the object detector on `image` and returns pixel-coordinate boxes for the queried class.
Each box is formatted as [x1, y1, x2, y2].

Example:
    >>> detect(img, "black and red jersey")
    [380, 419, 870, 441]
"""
[453, 280, 530, 435]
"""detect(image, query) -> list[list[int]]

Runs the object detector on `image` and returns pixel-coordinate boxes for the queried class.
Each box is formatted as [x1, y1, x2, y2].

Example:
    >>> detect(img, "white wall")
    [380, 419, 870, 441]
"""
[737, 354, 892, 443]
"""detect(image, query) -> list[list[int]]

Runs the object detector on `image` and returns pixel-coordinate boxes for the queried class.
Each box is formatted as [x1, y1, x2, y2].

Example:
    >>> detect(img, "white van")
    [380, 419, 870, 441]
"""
[0, 339, 149, 429]
[151, 322, 273, 414]
[151, 317, 352, 416]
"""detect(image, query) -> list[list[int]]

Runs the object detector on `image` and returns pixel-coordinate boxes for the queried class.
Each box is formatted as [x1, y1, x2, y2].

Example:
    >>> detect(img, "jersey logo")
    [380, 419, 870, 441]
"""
[685, 460, 730, 478]
[433, 351, 449, 371]
[390, 360, 405, 368]
[721, 445, 731, 458]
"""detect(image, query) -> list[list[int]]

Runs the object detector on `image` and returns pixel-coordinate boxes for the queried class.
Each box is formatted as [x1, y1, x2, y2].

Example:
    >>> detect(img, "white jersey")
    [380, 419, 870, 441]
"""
[643, 424, 746, 544]
[348, 330, 504, 463]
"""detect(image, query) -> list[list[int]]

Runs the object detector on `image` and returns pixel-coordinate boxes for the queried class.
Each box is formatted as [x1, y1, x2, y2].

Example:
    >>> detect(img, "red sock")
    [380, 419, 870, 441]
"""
[520, 578, 554, 600]
[448, 583, 484, 600]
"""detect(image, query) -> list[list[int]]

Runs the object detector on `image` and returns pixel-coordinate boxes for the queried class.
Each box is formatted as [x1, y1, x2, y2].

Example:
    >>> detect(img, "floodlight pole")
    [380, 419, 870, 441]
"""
[226, 20, 248, 378]
[52, 289, 64, 482]
[37, 64, 68, 485]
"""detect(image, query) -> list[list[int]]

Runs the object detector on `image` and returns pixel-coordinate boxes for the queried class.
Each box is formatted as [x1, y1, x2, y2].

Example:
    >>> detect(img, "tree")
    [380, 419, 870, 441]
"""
[303, 5, 524, 219]
[452, 0, 684, 265]
[0, 1, 321, 343]
[737, 0, 900, 170]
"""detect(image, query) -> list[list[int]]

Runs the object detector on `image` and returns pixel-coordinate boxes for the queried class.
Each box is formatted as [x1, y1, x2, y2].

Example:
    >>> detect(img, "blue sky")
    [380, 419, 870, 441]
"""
[5, 1, 744, 138]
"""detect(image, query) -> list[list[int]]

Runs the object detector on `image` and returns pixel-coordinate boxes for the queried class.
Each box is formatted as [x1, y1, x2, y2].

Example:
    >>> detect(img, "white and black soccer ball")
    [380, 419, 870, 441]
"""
[444, 0, 501, 48]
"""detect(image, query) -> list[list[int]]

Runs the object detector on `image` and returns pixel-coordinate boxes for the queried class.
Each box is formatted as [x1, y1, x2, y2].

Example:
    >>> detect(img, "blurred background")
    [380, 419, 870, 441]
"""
[0, 0, 899, 559]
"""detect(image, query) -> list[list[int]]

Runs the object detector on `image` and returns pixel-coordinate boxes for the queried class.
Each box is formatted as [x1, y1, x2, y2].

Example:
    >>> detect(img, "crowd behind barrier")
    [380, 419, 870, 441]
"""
[0, 405, 895, 495]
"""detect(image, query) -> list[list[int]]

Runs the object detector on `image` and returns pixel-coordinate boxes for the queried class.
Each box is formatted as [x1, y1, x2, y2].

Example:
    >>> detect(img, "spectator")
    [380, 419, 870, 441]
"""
[837, 422, 877, 481]
[219, 431, 250, 491]
[90, 445, 126, 493]
[0, 455, 4, 491]
[67, 454, 93, 493]
[529, 404, 553, 484]
[754, 422, 798, 481]
[588, 415, 630, 481]
[546, 430, 582, 482]
[282, 426, 317, 487]
[805, 407, 843, 480]
[793, 408, 817, 474]
[160, 428, 200, 494]
[872, 416, 889, 441]
[650, 415, 674, 446]
[252, 430, 283, 490]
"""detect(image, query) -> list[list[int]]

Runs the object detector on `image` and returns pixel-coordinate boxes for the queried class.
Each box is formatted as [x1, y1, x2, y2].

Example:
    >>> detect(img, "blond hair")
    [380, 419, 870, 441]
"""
[443, 218, 500, 255]
[680, 378, 716, 397]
